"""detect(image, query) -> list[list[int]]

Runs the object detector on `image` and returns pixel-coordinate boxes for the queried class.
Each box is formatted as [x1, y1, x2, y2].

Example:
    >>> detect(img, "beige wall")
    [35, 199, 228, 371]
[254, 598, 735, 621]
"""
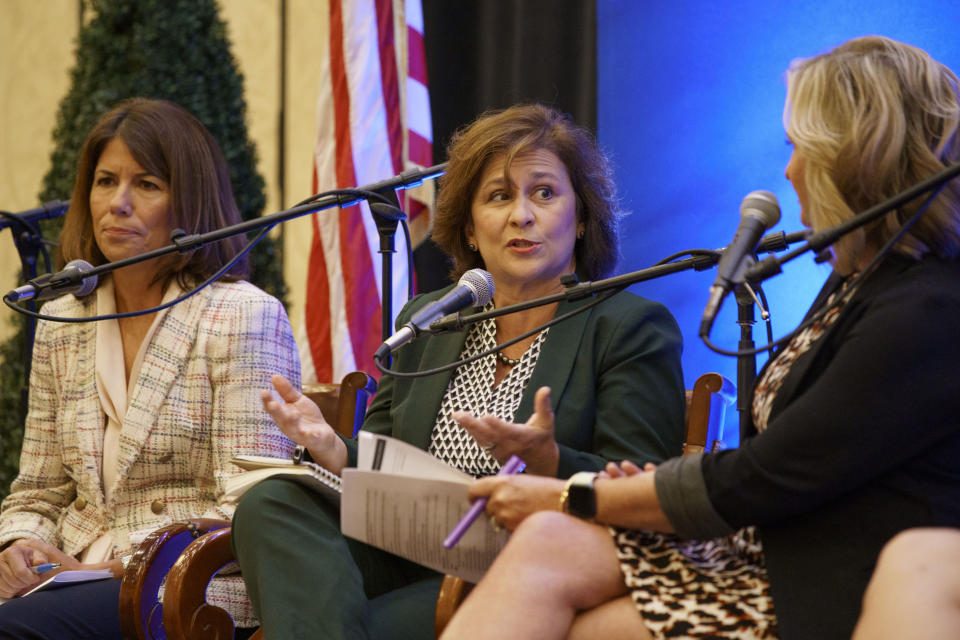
[0, 0, 79, 344]
[0, 0, 324, 353]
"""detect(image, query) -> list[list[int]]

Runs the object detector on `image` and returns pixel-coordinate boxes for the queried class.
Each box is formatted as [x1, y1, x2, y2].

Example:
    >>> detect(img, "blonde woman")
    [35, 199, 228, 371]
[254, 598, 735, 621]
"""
[443, 36, 960, 640]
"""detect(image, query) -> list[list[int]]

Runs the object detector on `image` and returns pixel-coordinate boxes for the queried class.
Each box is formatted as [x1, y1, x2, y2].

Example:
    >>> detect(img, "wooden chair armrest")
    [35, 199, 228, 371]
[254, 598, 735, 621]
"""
[435, 574, 474, 636]
[119, 518, 231, 640]
[683, 372, 736, 455]
[162, 526, 239, 639]
[304, 371, 377, 439]
[336, 371, 377, 438]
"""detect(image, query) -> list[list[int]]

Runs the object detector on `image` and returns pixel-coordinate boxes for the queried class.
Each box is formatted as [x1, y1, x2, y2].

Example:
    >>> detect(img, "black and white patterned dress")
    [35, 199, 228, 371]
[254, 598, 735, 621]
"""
[427, 304, 548, 477]
[612, 281, 857, 639]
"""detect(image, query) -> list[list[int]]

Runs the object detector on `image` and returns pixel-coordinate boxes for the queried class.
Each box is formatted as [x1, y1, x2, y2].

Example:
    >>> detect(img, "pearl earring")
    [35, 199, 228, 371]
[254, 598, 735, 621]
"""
[467, 242, 478, 251]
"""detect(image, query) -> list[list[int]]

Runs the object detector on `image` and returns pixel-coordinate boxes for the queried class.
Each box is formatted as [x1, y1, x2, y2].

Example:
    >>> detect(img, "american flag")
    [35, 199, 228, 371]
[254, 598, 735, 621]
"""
[300, 0, 434, 384]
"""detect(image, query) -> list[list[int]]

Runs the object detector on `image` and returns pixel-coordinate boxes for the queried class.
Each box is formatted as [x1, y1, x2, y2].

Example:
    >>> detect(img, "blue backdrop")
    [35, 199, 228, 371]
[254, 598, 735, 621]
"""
[597, 0, 960, 442]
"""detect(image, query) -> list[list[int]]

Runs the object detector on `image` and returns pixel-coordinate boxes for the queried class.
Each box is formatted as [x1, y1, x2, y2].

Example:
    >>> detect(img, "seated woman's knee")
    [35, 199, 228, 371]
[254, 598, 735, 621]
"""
[510, 512, 606, 559]
[876, 528, 960, 577]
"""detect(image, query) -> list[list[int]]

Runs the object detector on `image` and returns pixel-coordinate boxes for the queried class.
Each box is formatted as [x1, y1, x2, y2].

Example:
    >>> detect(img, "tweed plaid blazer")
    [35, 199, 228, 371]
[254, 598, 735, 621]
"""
[0, 279, 299, 625]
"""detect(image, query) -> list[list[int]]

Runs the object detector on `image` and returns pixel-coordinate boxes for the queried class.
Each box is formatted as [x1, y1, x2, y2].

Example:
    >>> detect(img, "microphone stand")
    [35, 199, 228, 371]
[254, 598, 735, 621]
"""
[1, 207, 63, 424]
[368, 194, 406, 369]
[348, 163, 446, 350]
[734, 284, 759, 441]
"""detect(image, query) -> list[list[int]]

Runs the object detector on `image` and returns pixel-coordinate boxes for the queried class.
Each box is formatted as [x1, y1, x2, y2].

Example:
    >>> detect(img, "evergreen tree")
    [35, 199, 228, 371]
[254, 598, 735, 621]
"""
[0, 0, 283, 500]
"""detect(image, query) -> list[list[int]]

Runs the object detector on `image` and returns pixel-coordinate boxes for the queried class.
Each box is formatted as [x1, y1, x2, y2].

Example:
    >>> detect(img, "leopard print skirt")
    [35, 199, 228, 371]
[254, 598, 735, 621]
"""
[611, 526, 778, 638]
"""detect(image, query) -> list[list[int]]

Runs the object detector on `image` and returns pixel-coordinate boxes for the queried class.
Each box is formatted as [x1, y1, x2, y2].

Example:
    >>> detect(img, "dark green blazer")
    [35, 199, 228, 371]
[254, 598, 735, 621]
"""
[346, 285, 686, 479]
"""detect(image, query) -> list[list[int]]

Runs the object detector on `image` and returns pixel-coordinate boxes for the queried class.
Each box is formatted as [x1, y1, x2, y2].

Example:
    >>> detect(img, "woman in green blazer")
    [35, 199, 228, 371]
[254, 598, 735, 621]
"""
[231, 103, 686, 639]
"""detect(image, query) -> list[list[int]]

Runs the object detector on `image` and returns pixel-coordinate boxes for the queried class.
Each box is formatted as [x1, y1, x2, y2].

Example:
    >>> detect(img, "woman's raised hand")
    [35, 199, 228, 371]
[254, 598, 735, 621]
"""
[261, 374, 348, 475]
[453, 386, 560, 476]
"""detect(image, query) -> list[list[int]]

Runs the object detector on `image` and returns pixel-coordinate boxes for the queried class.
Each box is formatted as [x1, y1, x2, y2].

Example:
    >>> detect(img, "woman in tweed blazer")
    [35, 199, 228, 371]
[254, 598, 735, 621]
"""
[0, 99, 298, 639]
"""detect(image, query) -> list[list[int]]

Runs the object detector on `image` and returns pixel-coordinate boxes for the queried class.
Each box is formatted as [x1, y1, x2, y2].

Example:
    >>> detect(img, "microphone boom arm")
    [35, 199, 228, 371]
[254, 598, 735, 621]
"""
[747, 159, 960, 283]
[4, 164, 448, 303]
[428, 230, 811, 335]
[430, 254, 728, 334]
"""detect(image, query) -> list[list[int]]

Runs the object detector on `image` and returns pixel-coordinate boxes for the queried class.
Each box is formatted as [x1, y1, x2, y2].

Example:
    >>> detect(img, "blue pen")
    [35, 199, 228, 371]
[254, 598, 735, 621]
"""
[31, 562, 61, 574]
[443, 455, 525, 549]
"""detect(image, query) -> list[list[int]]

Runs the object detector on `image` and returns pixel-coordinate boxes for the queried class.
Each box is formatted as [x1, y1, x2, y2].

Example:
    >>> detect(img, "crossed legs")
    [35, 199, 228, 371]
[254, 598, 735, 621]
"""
[440, 511, 651, 640]
[853, 527, 960, 640]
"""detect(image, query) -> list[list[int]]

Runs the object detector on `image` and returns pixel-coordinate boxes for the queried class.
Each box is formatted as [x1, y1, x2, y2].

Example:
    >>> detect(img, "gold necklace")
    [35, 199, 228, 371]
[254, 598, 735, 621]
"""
[496, 350, 521, 366]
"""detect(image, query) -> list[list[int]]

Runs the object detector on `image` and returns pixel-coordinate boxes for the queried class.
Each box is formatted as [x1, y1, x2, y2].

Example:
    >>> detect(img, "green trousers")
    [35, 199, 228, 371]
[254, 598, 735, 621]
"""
[232, 477, 443, 640]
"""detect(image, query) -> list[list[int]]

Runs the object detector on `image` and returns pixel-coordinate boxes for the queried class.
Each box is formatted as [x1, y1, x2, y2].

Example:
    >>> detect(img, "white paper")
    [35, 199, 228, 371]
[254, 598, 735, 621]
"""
[356, 432, 472, 482]
[341, 469, 508, 583]
[225, 456, 342, 504]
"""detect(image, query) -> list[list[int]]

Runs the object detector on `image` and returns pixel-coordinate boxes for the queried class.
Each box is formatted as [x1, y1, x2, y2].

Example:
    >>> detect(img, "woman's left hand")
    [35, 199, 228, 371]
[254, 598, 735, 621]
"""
[453, 386, 559, 476]
[468, 474, 566, 531]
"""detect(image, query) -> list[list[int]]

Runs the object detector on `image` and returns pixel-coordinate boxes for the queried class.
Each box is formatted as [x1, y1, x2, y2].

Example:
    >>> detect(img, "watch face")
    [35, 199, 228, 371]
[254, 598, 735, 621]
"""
[567, 480, 597, 520]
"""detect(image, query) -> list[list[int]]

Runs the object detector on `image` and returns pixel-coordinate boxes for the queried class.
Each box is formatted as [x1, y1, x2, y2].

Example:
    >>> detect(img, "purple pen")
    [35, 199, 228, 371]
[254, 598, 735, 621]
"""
[443, 454, 525, 549]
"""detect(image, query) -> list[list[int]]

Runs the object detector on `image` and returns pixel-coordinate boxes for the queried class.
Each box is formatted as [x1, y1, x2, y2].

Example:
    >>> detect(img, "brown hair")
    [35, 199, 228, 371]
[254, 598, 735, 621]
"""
[432, 103, 622, 280]
[58, 97, 248, 287]
[785, 36, 960, 273]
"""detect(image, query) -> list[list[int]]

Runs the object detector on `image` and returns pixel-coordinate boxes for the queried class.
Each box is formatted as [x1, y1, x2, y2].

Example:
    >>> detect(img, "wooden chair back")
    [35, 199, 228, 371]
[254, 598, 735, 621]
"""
[434, 372, 736, 635]
[118, 371, 376, 640]
[303, 370, 377, 439]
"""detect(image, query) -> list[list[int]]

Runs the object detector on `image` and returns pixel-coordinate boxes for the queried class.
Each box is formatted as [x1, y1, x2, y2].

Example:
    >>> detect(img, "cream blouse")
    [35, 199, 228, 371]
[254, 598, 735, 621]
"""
[82, 276, 180, 563]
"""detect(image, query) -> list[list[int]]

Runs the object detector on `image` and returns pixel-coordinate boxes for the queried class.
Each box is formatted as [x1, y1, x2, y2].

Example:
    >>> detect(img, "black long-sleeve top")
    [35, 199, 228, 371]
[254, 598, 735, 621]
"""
[656, 254, 960, 640]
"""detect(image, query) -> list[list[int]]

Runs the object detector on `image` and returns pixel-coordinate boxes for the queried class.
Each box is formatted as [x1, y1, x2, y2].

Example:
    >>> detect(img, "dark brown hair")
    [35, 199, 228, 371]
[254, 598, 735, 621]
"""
[58, 97, 248, 286]
[432, 103, 622, 280]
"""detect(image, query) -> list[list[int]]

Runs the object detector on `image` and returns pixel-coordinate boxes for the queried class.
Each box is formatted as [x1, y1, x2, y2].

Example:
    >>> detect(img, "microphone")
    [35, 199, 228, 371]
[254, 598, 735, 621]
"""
[700, 191, 781, 336]
[0, 200, 70, 232]
[5, 260, 98, 303]
[374, 268, 494, 359]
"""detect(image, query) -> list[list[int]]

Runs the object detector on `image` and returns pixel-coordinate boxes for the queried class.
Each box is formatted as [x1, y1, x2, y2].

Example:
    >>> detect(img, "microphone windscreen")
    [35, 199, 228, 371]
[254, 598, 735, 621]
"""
[459, 268, 494, 306]
[740, 190, 781, 227]
[66, 259, 98, 297]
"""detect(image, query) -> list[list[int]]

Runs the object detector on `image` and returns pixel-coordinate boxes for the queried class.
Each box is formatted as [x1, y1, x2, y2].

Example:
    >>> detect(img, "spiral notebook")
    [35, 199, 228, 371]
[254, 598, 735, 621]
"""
[226, 455, 342, 504]
[0, 569, 115, 604]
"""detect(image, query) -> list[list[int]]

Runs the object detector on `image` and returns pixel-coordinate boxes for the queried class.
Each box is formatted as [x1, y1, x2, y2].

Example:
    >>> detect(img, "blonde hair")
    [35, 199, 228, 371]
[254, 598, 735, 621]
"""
[784, 36, 960, 273]
[432, 104, 622, 280]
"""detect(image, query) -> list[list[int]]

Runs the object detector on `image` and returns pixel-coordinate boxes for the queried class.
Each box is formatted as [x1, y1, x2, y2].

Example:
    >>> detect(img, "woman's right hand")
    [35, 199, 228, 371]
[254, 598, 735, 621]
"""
[261, 374, 348, 475]
[0, 539, 67, 598]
